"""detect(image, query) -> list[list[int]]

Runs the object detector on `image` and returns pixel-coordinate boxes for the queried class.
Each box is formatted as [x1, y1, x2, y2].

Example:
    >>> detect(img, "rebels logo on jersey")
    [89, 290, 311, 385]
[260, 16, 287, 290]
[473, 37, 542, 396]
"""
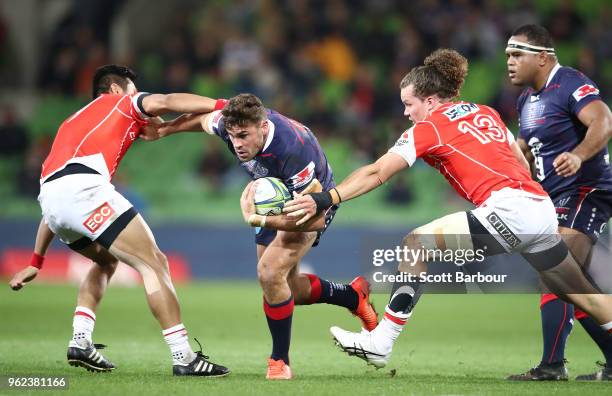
[288, 161, 315, 189]
[572, 84, 599, 102]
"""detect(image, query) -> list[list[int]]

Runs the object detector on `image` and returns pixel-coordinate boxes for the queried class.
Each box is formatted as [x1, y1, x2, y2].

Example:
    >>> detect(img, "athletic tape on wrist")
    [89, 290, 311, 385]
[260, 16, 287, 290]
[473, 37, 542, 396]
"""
[247, 214, 266, 227]
[310, 191, 333, 214]
[214, 99, 228, 111]
[30, 252, 44, 269]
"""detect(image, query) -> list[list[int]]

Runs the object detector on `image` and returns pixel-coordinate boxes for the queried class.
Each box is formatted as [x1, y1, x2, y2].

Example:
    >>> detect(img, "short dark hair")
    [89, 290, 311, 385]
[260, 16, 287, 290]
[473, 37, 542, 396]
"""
[400, 49, 468, 100]
[92, 65, 137, 99]
[511, 24, 554, 49]
[222, 93, 267, 129]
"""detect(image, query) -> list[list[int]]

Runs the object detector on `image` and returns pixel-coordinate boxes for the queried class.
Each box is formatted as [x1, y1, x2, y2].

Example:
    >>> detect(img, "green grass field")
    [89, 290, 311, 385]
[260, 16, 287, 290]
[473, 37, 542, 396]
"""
[0, 282, 609, 395]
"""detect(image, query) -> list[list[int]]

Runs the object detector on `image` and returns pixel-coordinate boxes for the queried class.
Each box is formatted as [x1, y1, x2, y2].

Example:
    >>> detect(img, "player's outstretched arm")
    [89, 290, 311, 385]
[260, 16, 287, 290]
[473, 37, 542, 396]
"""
[141, 94, 223, 116]
[156, 113, 207, 138]
[284, 152, 408, 225]
[9, 219, 54, 291]
[554, 100, 612, 177]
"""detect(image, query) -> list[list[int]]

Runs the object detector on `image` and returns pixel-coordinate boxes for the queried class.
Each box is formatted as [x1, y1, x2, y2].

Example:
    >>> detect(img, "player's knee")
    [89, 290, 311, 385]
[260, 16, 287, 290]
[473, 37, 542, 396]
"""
[103, 259, 119, 276]
[96, 254, 119, 271]
[147, 248, 169, 275]
[257, 261, 283, 288]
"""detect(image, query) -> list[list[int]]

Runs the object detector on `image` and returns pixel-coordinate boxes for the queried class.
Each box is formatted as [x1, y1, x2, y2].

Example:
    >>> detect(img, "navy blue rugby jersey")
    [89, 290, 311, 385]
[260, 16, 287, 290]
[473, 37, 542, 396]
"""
[207, 108, 335, 193]
[517, 64, 612, 197]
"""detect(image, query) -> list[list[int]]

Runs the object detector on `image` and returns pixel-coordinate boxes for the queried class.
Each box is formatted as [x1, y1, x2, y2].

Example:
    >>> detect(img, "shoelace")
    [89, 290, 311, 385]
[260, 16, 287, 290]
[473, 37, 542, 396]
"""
[193, 338, 210, 361]
[352, 342, 369, 362]
[268, 361, 286, 374]
[525, 358, 569, 375]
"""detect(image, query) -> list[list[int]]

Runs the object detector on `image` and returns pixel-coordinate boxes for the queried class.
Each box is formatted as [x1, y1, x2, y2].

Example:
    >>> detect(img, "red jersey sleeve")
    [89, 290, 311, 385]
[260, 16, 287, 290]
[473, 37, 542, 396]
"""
[387, 122, 441, 166]
[128, 92, 153, 122]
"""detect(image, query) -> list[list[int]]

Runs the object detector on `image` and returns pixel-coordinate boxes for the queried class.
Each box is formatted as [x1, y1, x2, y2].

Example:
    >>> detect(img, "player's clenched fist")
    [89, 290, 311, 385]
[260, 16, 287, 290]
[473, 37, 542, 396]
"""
[553, 152, 582, 177]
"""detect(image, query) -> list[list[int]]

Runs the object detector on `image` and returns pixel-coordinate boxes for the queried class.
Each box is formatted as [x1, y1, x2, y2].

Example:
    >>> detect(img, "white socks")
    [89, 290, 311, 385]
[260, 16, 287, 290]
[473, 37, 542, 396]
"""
[370, 306, 412, 352]
[72, 306, 96, 348]
[163, 323, 196, 365]
[71, 309, 196, 365]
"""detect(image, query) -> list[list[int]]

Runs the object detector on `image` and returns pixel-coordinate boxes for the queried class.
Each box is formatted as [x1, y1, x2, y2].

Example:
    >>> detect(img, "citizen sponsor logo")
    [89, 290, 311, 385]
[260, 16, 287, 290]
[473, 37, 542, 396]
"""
[485, 212, 521, 249]
[83, 202, 116, 233]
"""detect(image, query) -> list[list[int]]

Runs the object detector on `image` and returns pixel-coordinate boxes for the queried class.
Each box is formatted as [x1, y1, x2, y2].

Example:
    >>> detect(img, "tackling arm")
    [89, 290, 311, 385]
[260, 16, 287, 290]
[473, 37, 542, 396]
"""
[334, 152, 409, 202]
[157, 113, 207, 138]
[283, 152, 408, 225]
[141, 94, 222, 116]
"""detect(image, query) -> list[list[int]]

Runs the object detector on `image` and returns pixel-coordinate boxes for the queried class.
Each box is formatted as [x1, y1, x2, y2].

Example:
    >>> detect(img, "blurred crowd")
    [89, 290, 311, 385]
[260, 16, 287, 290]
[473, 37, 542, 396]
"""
[1, 0, 610, 205]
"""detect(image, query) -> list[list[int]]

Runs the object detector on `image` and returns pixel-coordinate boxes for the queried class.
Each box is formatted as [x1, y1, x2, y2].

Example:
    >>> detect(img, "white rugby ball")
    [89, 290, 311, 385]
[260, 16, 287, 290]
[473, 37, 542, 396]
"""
[253, 177, 291, 216]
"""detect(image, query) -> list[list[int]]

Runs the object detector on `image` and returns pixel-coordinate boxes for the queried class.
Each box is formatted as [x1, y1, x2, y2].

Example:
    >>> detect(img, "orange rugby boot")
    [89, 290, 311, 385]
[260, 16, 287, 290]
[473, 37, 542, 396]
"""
[349, 276, 378, 331]
[266, 358, 293, 380]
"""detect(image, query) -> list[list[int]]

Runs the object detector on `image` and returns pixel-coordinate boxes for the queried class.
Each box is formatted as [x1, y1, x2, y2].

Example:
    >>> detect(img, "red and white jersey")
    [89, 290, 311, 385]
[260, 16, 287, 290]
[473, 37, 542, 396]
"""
[388, 101, 546, 206]
[40, 93, 150, 182]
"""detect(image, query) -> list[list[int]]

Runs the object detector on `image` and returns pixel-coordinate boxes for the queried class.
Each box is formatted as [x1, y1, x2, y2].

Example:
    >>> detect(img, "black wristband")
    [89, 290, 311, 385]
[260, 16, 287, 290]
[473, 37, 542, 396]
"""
[308, 191, 333, 214]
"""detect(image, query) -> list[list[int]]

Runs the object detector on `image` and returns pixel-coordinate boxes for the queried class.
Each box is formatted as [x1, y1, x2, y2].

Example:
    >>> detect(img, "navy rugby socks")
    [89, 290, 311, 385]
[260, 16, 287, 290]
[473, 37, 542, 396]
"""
[539, 294, 573, 365]
[263, 295, 294, 364]
[304, 274, 358, 311]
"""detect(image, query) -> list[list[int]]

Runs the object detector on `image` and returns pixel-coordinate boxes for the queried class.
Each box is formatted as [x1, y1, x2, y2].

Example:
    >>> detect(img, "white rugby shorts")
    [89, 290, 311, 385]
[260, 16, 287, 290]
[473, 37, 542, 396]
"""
[38, 173, 133, 246]
[471, 187, 561, 253]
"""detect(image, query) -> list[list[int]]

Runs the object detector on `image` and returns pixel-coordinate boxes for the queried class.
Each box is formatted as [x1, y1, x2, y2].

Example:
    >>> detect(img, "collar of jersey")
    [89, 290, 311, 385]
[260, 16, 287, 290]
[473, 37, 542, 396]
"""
[543, 63, 562, 89]
[261, 119, 276, 152]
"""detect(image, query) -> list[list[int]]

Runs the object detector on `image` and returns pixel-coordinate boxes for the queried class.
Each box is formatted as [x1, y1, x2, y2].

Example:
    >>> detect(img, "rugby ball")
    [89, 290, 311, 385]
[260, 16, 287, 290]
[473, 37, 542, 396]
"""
[254, 177, 291, 216]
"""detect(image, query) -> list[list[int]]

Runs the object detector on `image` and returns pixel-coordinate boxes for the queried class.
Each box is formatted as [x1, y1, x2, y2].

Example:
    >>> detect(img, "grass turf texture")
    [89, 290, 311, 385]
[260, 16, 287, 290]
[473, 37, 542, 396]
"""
[0, 282, 609, 395]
